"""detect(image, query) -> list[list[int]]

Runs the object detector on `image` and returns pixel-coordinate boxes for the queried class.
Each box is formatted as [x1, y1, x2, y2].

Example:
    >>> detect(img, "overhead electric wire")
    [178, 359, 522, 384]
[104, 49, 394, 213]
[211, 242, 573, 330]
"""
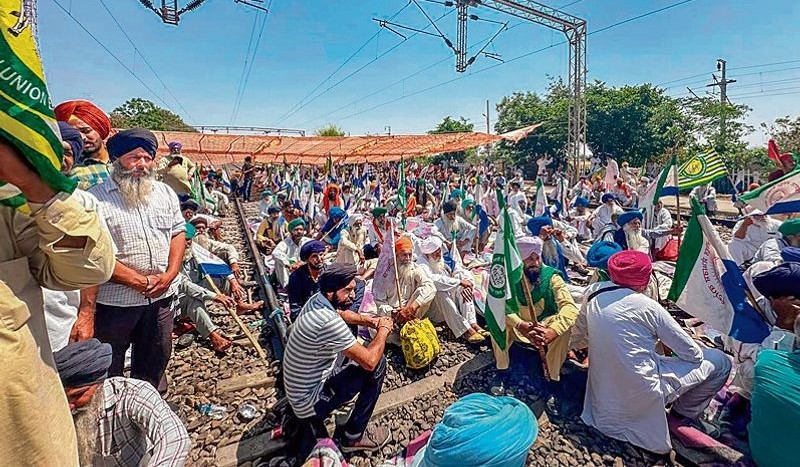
[302, 0, 694, 125]
[50, 0, 178, 112]
[96, 0, 194, 122]
[275, 7, 455, 127]
[230, 14, 261, 123]
[230, 0, 274, 124]
[271, 2, 412, 126]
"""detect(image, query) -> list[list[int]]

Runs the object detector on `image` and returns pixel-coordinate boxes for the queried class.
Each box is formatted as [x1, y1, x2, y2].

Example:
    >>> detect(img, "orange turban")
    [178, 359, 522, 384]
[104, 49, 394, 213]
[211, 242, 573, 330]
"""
[54, 100, 111, 139]
[395, 235, 413, 254]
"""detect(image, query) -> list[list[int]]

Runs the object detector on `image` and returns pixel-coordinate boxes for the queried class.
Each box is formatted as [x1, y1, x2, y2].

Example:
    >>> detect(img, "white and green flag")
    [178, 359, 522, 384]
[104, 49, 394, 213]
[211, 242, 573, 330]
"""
[485, 189, 525, 350]
[638, 156, 679, 229]
[737, 169, 800, 215]
[667, 197, 769, 344]
[677, 150, 727, 190]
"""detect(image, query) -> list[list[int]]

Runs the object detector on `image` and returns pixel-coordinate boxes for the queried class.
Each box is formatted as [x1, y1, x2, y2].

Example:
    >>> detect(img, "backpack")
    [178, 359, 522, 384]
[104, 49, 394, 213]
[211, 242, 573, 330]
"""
[400, 318, 440, 369]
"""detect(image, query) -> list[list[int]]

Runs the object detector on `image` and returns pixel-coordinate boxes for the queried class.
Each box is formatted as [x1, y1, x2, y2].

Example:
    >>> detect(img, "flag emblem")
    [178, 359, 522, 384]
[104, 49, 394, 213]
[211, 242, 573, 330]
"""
[677, 150, 727, 189]
[488, 257, 507, 294]
[682, 158, 705, 178]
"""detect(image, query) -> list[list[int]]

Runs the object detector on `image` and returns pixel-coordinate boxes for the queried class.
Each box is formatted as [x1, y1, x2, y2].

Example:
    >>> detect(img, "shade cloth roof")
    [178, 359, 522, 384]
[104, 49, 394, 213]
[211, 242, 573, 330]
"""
[108, 125, 541, 166]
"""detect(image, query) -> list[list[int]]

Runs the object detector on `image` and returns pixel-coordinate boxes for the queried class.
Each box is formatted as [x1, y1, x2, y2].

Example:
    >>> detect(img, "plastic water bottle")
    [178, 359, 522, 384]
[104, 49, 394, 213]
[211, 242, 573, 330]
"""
[197, 403, 227, 419]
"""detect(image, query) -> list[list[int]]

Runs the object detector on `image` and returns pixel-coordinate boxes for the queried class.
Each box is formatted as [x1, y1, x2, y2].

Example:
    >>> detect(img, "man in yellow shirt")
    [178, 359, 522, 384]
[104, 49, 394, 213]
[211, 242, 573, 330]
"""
[0, 137, 115, 466]
[492, 235, 579, 411]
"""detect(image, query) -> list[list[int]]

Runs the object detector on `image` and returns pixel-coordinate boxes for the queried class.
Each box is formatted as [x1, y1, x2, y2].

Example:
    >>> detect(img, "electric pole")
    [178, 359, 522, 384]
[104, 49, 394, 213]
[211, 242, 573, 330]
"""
[706, 58, 736, 145]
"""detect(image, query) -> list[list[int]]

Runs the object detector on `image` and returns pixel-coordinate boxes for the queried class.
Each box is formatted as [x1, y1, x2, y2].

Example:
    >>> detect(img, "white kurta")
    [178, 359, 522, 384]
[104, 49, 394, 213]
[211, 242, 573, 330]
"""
[572, 283, 714, 454]
[728, 217, 782, 264]
[651, 207, 674, 251]
[272, 236, 311, 287]
[590, 203, 622, 239]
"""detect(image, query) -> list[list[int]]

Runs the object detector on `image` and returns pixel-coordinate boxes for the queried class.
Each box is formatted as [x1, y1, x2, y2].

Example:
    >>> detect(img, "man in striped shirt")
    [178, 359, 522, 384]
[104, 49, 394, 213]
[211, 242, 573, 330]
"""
[284, 263, 393, 457]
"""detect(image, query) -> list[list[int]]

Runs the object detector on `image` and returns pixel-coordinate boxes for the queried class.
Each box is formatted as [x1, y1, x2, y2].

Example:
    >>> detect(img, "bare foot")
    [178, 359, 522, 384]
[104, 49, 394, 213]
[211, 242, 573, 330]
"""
[236, 300, 264, 315]
[209, 330, 232, 353]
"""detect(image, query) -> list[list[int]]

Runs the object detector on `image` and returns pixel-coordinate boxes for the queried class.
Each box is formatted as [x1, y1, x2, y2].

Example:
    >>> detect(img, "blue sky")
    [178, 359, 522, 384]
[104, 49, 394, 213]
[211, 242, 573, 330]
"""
[38, 0, 800, 146]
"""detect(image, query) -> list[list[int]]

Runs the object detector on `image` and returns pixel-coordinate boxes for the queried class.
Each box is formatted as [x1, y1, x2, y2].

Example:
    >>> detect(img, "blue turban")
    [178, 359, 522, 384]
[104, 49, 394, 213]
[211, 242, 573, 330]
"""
[184, 222, 196, 240]
[574, 197, 589, 208]
[443, 201, 457, 214]
[587, 241, 622, 269]
[450, 189, 463, 199]
[753, 262, 800, 299]
[58, 121, 84, 164]
[419, 393, 537, 467]
[300, 240, 326, 261]
[780, 247, 800, 263]
[267, 205, 281, 215]
[527, 216, 552, 236]
[106, 128, 158, 161]
[617, 210, 643, 228]
[54, 339, 112, 388]
[601, 193, 616, 203]
[329, 206, 346, 220]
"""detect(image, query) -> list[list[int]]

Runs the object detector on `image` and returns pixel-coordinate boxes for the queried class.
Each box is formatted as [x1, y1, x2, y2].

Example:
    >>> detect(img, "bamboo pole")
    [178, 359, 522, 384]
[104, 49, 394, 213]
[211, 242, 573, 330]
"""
[204, 274, 270, 366]
[520, 274, 552, 382]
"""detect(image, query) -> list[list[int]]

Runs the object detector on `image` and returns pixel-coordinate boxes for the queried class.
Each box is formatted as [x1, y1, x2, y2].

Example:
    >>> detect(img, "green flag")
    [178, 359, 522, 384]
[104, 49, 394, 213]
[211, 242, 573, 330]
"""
[678, 150, 727, 190]
[484, 188, 525, 350]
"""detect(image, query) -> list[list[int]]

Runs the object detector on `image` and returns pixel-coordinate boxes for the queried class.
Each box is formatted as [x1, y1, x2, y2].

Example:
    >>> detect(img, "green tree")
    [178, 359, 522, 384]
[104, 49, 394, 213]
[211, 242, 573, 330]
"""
[761, 115, 800, 153]
[428, 116, 475, 163]
[314, 124, 346, 137]
[109, 98, 195, 132]
[680, 96, 753, 170]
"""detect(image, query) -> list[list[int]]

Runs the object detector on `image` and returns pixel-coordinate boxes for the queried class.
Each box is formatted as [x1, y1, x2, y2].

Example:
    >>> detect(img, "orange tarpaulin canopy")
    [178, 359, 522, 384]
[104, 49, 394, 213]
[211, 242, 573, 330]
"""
[118, 130, 521, 166]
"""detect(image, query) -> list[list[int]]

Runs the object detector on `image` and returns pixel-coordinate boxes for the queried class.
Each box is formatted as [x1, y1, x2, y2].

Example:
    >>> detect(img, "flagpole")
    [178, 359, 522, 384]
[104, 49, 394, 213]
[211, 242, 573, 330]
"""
[203, 274, 270, 366]
[673, 160, 682, 250]
[390, 220, 405, 310]
[520, 275, 551, 382]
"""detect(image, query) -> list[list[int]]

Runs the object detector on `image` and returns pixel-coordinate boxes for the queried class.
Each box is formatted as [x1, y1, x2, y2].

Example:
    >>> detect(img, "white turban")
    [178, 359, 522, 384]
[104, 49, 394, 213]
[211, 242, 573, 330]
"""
[517, 236, 542, 260]
[419, 236, 443, 255]
[349, 213, 364, 226]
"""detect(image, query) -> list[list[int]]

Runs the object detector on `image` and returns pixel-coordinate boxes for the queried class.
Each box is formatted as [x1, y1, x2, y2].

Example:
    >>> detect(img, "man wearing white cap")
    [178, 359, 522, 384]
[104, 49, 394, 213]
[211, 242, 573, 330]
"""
[728, 210, 782, 265]
[418, 236, 487, 343]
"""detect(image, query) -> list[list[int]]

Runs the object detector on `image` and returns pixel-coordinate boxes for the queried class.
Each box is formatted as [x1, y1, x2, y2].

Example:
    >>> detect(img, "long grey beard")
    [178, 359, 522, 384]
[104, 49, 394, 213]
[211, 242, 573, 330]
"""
[428, 257, 445, 275]
[542, 239, 559, 266]
[112, 160, 155, 208]
[624, 226, 650, 253]
[73, 389, 104, 466]
[396, 261, 413, 284]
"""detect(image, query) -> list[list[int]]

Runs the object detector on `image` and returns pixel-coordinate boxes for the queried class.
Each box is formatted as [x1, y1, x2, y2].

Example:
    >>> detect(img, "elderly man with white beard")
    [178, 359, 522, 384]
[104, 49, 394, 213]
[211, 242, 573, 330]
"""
[372, 236, 436, 344]
[337, 213, 367, 267]
[435, 201, 477, 254]
[80, 129, 187, 394]
[728, 210, 782, 265]
[417, 236, 487, 343]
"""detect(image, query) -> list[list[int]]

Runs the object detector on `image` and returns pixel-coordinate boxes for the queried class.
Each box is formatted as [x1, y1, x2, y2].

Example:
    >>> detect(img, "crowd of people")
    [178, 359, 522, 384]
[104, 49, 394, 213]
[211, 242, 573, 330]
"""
[2, 97, 798, 467]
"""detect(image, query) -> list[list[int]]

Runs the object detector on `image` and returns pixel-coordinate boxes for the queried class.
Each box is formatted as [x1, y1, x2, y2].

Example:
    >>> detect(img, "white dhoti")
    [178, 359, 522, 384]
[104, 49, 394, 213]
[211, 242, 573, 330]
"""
[427, 290, 476, 338]
[661, 348, 732, 418]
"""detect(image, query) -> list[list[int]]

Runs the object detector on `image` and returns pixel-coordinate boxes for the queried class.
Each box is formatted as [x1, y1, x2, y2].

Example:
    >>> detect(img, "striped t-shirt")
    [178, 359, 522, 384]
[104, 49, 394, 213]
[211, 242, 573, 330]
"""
[283, 293, 356, 418]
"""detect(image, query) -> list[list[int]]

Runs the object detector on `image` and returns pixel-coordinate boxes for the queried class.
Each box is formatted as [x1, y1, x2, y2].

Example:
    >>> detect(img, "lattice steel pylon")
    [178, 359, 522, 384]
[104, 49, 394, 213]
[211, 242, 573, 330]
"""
[456, 0, 587, 181]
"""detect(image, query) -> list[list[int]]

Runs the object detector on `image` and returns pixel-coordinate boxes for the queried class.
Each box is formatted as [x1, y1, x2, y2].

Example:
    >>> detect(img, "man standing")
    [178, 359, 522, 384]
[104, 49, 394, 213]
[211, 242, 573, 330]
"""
[55, 100, 113, 190]
[284, 264, 392, 456]
[690, 183, 717, 216]
[79, 129, 187, 394]
[0, 137, 115, 466]
[54, 339, 190, 466]
[273, 218, 312, 288]
[240, 156, 255, 201]
[572, 251, 731, 454]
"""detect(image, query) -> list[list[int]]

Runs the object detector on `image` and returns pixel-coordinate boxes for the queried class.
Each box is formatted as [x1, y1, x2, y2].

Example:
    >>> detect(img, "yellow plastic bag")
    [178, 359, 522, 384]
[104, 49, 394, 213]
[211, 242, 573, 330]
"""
[400, 318, 440, 369]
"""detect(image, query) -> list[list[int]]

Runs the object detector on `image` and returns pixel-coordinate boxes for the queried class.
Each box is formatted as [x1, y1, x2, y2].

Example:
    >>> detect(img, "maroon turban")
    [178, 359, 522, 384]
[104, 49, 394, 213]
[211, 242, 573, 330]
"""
[607, 250, 652, 289]
[54, 100, 111, 139]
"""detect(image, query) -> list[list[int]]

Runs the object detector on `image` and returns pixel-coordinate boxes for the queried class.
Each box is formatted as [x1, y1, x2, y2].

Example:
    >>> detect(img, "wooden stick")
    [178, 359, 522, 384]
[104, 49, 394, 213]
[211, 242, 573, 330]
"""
[204, 274, 270, 366]
[520, 274, 552, 382]
[391, 221, 405, 310]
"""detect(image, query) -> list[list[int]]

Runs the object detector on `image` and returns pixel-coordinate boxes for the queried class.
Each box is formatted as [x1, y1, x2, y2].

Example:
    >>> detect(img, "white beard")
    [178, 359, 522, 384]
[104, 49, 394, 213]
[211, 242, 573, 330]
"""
[112, 160, 154, 208]
[428, 256, 446, 275]
[73, 389, 104, 466]
[624, 225, 650, 253]
[541, 239, 560, 266]
[396, 260, 414, 282]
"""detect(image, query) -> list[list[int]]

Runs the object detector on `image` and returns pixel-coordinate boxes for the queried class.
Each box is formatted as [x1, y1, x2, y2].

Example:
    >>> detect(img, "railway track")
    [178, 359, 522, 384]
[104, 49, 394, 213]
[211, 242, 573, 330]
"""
[165, 199, 744, 466]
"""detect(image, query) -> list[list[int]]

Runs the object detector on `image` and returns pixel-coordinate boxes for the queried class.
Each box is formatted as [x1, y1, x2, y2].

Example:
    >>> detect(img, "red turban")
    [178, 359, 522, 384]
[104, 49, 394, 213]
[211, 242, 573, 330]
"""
[395, 235, 413, 254]
[54, 100, 111, 139]
[607, 250, 652, 289]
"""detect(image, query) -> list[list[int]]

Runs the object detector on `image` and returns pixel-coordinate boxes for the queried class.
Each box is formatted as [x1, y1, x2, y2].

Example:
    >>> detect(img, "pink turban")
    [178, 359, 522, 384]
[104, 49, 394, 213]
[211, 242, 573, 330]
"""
[607, 250, 652, 288]
[517, 236, 542, 260]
